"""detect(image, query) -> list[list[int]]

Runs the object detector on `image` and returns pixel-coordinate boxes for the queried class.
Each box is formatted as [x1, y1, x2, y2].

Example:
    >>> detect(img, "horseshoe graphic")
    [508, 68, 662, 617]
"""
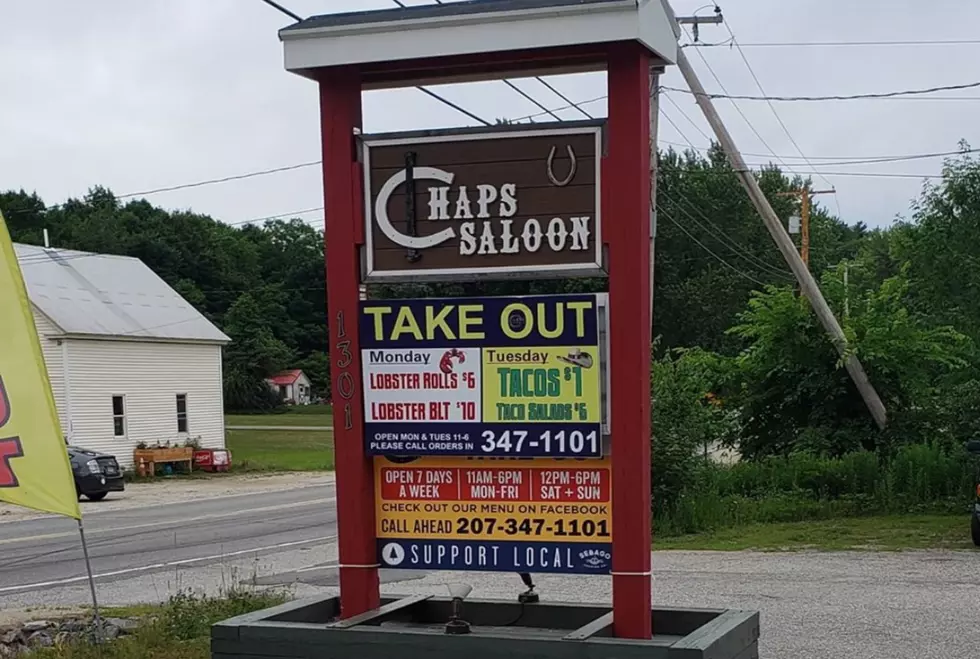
[547, 144, 577, 187]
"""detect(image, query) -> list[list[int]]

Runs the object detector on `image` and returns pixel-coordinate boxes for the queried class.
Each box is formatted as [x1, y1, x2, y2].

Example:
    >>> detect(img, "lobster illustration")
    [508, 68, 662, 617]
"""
[439, 349, 466, 374]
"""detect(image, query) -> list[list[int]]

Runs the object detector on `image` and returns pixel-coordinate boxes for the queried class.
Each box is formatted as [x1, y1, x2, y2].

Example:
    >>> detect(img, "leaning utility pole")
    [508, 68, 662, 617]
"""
[663, 1, 887, 429]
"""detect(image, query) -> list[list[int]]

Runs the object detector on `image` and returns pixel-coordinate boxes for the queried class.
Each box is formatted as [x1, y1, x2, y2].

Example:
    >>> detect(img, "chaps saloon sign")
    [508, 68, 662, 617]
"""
[360, 123, 604, 282]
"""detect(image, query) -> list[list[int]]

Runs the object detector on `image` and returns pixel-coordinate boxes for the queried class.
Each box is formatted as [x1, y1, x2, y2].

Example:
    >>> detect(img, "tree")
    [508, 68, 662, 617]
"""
[725, 269, 972, 459]
[221, 293, 295, 411]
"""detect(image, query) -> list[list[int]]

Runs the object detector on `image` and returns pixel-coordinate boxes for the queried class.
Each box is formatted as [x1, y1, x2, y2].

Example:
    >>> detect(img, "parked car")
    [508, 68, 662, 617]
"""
[967, 439, 980, 546]
[66, 441, 124, 501]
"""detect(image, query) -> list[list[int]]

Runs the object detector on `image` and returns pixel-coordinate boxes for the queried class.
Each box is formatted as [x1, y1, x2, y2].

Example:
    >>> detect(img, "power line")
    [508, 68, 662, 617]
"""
[722, 39, 980, 48]
[426, 0, 593, 121]
[535, 78, 594, 119]
[501, 79, 561, 121]
[659, 189, 795, 281]
[661, 142, 980, 166]
[117, 161, 320, 200]
[259, 0, 301, 21]
[664, 79, 980, 102]
[681, 25, 798, 180]
[720, 17, 841, 216]
[658, 208, 771, 287]
[662, 92, 712, 143]
[262, 0, 491, 126]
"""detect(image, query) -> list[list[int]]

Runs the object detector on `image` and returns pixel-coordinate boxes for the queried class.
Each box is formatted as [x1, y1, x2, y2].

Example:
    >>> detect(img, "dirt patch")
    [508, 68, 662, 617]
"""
[0, 471, 335, 524]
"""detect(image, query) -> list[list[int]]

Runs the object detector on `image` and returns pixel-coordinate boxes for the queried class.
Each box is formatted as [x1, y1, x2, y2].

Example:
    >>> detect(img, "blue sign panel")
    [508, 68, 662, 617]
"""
[360, 294, 603, 457]
[377, 539, 612, 575]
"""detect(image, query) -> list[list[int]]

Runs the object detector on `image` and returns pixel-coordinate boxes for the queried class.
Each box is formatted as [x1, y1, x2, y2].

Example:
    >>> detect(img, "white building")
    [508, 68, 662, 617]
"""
[266, 369, 312, 405]
[16, 243, 231, 468]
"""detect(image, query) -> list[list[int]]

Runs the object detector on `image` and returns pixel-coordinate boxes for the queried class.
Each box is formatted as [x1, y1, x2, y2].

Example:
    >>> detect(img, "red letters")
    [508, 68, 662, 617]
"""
[0, 376, 24, 488]
[0, 438, 23, 488]
[0, 375, 9, 428]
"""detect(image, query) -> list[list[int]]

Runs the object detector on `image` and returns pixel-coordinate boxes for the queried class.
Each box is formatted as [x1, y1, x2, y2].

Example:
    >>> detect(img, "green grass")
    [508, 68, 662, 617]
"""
[226, 429, 334, 472]
[655, 514, 974, 551]
[35, 588, 289, 659]
[225, 410, 333, 427]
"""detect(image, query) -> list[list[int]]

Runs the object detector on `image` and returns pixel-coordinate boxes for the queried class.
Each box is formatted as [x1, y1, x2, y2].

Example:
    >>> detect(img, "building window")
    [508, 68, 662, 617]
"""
[176, 394, 188, 433]
[112, 396, 126, 437]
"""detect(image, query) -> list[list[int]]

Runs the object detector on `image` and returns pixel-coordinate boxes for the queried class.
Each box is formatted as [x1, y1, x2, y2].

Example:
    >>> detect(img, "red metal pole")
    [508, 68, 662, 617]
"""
[605, 41, 652, 639]
[318, 67, 381, 617]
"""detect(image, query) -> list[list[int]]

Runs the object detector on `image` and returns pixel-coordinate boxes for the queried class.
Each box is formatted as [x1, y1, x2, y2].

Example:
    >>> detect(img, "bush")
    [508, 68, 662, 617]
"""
[656, 442, 977, 537]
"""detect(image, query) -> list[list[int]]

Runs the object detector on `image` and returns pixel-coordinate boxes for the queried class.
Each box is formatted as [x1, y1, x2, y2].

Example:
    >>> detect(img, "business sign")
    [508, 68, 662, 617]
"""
[375, 456, 611, 574]
[360, 294, 602, 457]
[360, 122, 604, 282]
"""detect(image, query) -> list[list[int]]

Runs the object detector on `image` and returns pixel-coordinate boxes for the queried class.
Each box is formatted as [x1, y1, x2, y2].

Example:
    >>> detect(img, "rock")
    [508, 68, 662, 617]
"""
[100, 623, 121, 640]
[26, 631, 53, 648]
[0, 644, 17, 659]
[59, 619, 88, 633]
[104, 618, 138, 634]
[21, 621, 52, 633]
[0, 630, 19, 645]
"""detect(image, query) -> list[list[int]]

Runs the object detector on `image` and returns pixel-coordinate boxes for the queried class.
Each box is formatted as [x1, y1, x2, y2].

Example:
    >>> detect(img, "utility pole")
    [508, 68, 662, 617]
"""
[662, 1, 887, 430]
[777, 188, 834, 267]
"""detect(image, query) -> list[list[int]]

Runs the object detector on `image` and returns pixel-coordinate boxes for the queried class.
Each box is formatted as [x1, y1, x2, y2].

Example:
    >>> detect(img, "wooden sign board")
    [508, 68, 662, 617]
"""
[360, 122, 605, 282]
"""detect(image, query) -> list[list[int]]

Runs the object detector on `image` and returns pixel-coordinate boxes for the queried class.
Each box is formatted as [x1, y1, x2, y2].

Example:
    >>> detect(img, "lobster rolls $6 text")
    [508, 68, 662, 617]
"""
[359, 294, 603, 457]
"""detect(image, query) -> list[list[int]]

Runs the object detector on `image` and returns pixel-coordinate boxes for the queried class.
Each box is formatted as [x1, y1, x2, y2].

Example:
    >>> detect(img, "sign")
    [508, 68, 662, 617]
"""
[375, 456, 611, 574]
[0, 212, 80, 519]
[360, 123, 604, 281]
[360, 294, 602, 457]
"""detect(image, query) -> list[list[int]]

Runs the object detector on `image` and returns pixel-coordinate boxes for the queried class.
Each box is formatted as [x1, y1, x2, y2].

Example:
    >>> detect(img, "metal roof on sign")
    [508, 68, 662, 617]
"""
[280, 0, 628, 32]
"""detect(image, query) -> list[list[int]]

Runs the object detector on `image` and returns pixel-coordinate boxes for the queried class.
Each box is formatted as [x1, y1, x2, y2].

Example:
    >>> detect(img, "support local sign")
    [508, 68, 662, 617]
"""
[360, 122, 604, 282]
[375, 456, 611, 575]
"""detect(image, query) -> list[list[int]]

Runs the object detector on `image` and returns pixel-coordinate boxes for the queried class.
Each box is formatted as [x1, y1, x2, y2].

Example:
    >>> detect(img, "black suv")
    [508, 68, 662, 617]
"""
[67, 442, 124, 501]
[967, 440, 980, 546]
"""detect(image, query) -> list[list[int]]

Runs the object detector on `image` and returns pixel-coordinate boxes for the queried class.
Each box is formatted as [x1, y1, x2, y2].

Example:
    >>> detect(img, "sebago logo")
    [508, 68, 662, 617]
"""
[578, 548, 612, 570]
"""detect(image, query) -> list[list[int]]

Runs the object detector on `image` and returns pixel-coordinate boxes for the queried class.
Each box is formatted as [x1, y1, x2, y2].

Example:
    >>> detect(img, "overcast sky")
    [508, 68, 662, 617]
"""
[1, 0, 978, 234]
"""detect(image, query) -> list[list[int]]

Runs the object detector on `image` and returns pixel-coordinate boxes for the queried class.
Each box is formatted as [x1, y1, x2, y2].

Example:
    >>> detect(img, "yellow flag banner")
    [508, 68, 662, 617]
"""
[0, 212, 81, 519]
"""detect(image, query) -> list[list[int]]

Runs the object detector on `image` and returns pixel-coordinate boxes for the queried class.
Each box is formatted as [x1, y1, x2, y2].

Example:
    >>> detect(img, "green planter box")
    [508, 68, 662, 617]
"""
[212, 595, 759, 659]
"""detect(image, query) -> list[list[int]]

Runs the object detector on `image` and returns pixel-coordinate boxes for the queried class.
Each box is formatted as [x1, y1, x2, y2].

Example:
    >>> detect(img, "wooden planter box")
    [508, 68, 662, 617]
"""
[213, 595, 760, 659]
[134, 447, 195, 475]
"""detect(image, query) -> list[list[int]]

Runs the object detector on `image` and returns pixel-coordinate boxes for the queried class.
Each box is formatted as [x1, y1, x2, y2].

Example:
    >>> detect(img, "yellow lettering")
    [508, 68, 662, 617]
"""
[501, 303, 532, 339]
[566, 301, 592, 338]
[391, 307, 423, 340]
[363, 306, 392, 341]
[425, 305, 456, 341]
[458, 305, 485, 339]
[538, 302, 563, 339]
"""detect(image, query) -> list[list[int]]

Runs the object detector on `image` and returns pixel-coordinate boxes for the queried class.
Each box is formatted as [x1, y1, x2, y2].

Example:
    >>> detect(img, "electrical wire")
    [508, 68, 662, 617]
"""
[659, 190, 795, 281]
[664, 79, 980, 102]
[662, 92, 712, 143]
[721, 39, 980, 48]
[681, 25, 794, 174]
[427, 0, 594, 121]
[658, 207, 772, 287]
[719, 14, 841, 217]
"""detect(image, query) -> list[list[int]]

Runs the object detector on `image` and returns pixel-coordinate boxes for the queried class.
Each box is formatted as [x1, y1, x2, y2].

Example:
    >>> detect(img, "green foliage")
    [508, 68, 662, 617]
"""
[657, 443, 977, 537]
[650, 344, 738, 511]
[30, 587, 288, 659]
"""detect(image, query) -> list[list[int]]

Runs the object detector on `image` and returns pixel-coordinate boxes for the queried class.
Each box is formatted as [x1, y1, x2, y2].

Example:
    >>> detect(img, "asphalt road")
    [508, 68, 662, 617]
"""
[2, 483, 979, 658]
[0, 483, 336, 596]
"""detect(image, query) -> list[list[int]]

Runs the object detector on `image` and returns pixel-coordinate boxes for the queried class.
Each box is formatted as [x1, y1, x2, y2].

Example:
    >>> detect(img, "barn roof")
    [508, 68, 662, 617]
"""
[15, 243, 230, 344]
[267, 370, 305, 386]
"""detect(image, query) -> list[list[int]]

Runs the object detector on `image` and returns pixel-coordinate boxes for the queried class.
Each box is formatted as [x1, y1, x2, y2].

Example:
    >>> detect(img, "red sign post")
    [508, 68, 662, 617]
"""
[285, 0, 675, 640]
